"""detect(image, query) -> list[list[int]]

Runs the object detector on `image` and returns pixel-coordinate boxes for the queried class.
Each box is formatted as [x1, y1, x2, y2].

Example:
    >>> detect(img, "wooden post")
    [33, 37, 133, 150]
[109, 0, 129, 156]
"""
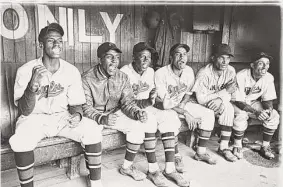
[66, 155, 81, 179]
[222, 6, 232, 44]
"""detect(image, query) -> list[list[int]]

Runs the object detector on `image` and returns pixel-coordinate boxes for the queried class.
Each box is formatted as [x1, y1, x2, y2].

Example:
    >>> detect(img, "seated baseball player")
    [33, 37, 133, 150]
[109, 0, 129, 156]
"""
[231, 52, 280, 160]
[121, 42, 189, 187]
[155, 43, 217, 166]
[81, 42, 158, 183]
[9, 23, 103, 187]
[192, 43, 238, 162]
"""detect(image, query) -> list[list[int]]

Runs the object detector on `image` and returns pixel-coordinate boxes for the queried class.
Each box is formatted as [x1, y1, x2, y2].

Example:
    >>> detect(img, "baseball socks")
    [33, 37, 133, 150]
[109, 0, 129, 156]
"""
[84, 143, 103, 187]
[174, 135, 185, 173]
[194, 129, 217, 165]
[232, 129, 245, 159]
[162, 133, 176, 174]
[120, 141, 146, 180]
[144, 133, 159, 173]
[14, 151, 35, 187]
[260, 127, 276, 159]
[218, 125, 237, 162]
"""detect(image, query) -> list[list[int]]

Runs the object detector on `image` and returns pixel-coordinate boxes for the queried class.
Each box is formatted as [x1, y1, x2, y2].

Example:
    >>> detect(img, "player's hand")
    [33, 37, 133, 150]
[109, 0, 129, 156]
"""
[137, 110, 148, 123]
[67, 113, 81, 128]
[215, 103, 225, 115]
[148, 88, 157, 106]
[207, 98, 223, 112]
[225, 81, 237, 94]
[29, 65, 49, 92]
[101, 113, 118, 126]
[184, 112, 201, 131]
[257, 109, 271, 121]
[164, 92, 179, 108]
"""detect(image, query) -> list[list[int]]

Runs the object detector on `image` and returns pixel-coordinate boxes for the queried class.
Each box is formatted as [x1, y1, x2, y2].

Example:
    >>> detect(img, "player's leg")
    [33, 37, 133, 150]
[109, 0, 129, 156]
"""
[152, 107, 189, 186]
[58, 116, 103, 187]
[231, 104, 249, 159]
[184, 102, 217, 165]
[216, 101, 238, 162]
[112, 110, 146, 181]
[250, 101, 280, 159]
[9, 114, 49, 187]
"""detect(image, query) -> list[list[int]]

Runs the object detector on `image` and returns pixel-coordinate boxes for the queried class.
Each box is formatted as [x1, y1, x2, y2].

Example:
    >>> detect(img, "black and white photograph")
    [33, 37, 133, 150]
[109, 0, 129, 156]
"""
[1, 0, 282, 187]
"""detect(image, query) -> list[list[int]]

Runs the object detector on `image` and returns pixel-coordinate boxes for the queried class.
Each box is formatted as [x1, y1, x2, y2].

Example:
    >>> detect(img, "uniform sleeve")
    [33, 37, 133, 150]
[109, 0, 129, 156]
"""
[155, 70, 167, 102]
[262, 76, 277, 101]
[67, 68, 86, 105]
[120, 75, 140, 120]
[185, 68, 195, 95]
[232, 73, 246, 102]
[14, 66, 33, 106]
[81, 78, 104, 124]
[193, 72, 229, 105]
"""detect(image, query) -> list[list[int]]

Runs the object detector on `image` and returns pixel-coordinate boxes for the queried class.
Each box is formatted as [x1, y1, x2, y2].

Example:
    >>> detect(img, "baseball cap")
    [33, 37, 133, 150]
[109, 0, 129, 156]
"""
[251, 52, 273, 62]
[169, 43, 190, 55]
[133, 42, 157, 54]
[97, 42, 122, 58]
[38, 23, 64, 42]
[213, 43, 234, 57]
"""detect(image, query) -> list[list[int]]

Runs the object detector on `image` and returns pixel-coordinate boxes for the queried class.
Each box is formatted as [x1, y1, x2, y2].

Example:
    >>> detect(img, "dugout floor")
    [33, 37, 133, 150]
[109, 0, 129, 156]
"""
[1, 130, 282, 187]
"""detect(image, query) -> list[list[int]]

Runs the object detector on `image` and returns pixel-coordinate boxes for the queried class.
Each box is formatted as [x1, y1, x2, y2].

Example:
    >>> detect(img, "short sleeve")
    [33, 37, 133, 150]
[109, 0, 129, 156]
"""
[67, 68, 86, 105]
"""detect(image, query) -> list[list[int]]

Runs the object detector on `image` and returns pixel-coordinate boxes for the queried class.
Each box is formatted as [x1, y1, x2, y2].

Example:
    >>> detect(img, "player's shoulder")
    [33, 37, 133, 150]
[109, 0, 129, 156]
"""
[155, 65, 169, 76]
[236, 68, 249, 77]
[120, 63, 131, 73]
[184, 65, 194, 73]
[227, 65, 236, 74]
[196, 63, 210, 76]
[81, 66, 95, 79]
[17, 58, 40, 74]
[264, 72, 274, 82]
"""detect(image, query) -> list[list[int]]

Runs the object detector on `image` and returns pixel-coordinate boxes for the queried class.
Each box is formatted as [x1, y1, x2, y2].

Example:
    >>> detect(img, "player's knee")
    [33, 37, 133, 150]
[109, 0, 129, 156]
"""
[143, 113, 158, 133]
[265, 110, 280, 129]
[9, 134, 37, 152]
[80, 118, 102, 145]
[126, 130, 145, 144]
[199, 108, 215, 131]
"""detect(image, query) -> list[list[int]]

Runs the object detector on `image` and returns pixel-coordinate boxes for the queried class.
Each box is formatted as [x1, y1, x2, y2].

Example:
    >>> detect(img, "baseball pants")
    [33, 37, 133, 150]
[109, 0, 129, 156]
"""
[9, 112, 102, 152]
[215, 101, 234, 127]
[103, 110, 158, 144]
[233, 100, 280, 131]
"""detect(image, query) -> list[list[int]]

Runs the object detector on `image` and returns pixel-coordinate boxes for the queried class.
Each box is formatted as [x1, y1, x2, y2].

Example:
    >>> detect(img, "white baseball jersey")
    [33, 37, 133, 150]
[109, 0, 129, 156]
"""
[192, 63, 236, 105]
[155, 64, 195, 109]
[233, 68, 277, 105]
[120, 63, 154, 100]
[14, 58, 86, 115]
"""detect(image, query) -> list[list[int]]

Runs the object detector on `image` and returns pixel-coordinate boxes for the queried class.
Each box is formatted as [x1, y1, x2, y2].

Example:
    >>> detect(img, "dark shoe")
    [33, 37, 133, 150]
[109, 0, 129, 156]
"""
[218, 148, 237, 162]
[119, 165, 146, 181]
[175, 156, 185, 173]
[194, 152, 217, 165]
[232, 147, 244, 159]
[163, 171, 190, 187]
[260, 146, 275, 159]
[147, 170, 169, 187]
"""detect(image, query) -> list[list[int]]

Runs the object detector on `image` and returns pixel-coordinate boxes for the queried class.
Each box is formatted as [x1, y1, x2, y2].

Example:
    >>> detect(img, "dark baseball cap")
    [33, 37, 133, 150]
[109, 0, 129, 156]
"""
[97, 42, 122, 58]
[38, 23, 64, 42]
[213, 44, 234, 57]
[133, 42, 157, 54]
[252, 52, 273, 62]
[169, 43, 190, 55]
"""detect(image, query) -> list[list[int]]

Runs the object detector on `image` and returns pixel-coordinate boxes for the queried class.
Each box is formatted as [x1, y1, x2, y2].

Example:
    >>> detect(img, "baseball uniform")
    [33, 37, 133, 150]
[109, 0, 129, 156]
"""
[192, 63, 236, 127]
[10, 57, 102, 152]
[120, 63, 181, 135]
[233, 68, 279, 131]
[155, 64, 215, 131]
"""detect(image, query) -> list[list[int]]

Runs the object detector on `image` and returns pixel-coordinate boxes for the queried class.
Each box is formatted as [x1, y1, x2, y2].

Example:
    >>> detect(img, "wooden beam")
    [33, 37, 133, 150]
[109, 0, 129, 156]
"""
[222, 7, 232, 44]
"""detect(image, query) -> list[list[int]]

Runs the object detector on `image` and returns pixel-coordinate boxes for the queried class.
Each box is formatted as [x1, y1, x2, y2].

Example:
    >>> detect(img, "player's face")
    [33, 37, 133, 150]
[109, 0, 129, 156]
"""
[42, 31, 63, 58]
[251, 57, 270, 78]
[213, 54, 230, 71]
[171, 47, 188, 70]
[133, 50, 151, 73]
[100, 50, 120, 76]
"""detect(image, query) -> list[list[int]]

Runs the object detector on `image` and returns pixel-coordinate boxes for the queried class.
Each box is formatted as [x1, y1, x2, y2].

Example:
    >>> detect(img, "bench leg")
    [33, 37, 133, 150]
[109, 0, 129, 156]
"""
[185, 130, 197, 148]
[57, 158, 69, 168]
[66, 155, 81, 179]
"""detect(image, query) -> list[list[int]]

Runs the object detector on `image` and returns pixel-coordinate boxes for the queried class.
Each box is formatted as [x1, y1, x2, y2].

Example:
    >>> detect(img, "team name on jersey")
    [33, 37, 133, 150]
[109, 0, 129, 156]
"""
[132, 81, 150, 95]
[245, 86, 261, 95]
[209, 84, 226, 91]
[167, 83, 187, 98]
[37, 81, 64, 100]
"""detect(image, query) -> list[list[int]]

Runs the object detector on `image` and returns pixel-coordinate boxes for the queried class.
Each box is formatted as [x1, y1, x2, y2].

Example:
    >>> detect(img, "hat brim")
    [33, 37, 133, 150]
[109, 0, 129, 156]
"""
[170, 44, 190, 55]
[215, 52, 234, 57]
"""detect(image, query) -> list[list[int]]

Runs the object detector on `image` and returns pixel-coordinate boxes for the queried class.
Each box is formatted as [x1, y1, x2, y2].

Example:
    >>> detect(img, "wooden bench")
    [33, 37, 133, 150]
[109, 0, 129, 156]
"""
[1, 63, 194, 179]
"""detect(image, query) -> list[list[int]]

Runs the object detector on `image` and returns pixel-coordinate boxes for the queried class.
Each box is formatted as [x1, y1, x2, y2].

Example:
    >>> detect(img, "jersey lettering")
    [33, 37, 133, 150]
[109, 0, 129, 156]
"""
[132, 81, 150, 95]
[167, 83, 187, 98]
[37, 81, 64, 100]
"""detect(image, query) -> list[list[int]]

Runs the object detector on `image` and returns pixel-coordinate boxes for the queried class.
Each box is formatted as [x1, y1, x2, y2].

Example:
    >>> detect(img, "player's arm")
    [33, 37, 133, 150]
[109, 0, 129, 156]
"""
[17, 83, 37, 116]
[68, 105, 83, 121]
[262, 100, 274, 110]
[232, 101, 260, 116]
[82, 78, 105, 124]
[120, 76, 142, 120]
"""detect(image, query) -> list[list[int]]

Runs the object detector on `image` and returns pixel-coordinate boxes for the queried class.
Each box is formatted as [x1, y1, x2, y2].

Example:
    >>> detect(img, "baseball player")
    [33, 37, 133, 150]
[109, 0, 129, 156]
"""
[155, 43, 217, 166]
[82, 42, 159, 184]
[9, 23, 103, 187]
[121, 42, 189, 187]
[192, 43, 238, 162]
[231, 52, 280, 160]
